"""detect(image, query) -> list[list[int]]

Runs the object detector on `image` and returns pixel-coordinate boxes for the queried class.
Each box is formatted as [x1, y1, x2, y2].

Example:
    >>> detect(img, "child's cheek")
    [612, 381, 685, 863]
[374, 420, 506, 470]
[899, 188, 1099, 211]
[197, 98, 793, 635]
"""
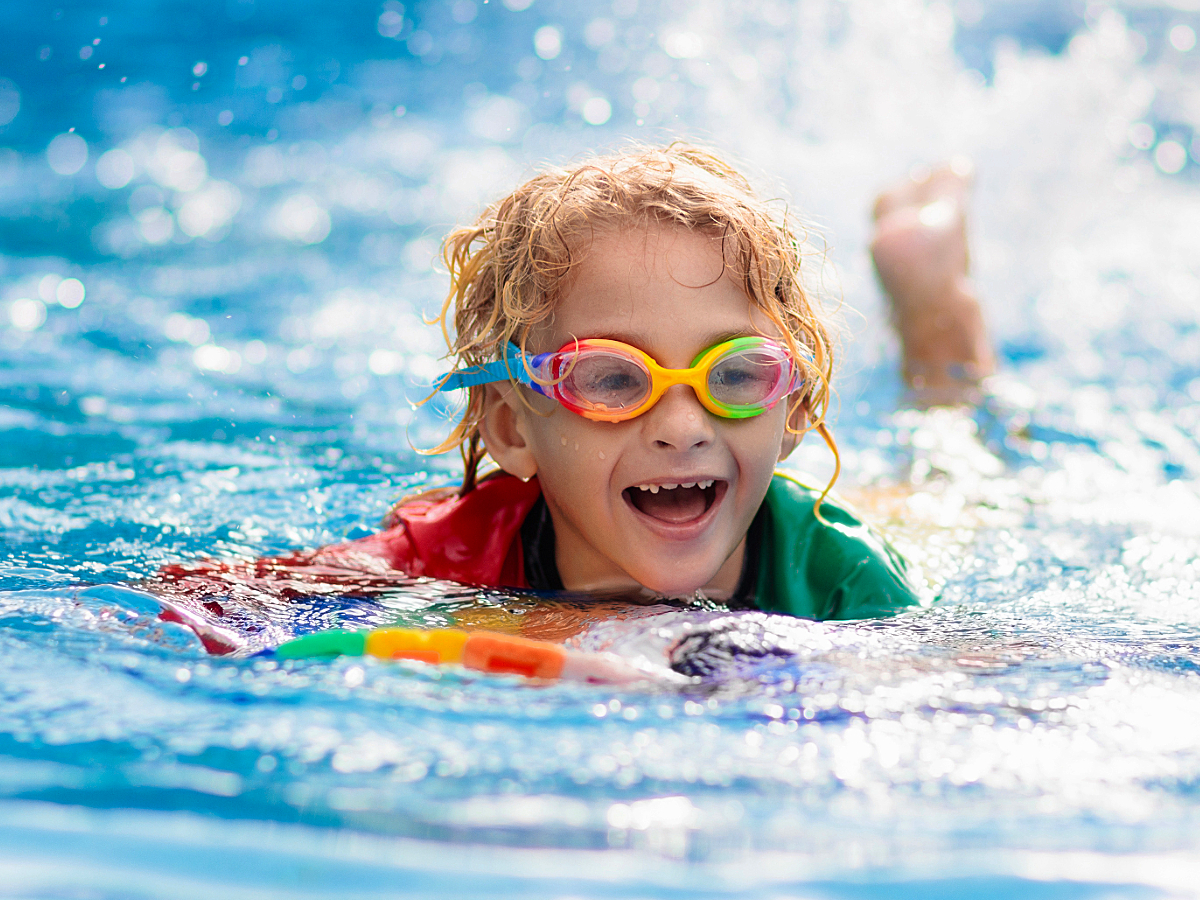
[555, 434, 582, 452]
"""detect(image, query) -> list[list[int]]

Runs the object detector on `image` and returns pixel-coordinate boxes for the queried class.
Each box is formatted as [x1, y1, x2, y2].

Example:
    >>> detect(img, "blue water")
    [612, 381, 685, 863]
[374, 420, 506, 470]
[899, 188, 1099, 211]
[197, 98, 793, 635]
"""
[3, 0, 1200, 897]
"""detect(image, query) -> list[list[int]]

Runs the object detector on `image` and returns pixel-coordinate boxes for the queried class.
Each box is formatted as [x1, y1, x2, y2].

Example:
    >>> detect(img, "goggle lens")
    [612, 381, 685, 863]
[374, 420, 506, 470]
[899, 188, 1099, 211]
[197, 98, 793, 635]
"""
[706, 344, 793, 411]
[556, 350, 652, 415]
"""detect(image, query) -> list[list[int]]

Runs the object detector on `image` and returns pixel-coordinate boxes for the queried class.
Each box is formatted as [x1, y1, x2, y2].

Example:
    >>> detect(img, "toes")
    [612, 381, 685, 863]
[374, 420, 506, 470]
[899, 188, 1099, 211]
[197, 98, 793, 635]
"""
[873, 158, 975, 222]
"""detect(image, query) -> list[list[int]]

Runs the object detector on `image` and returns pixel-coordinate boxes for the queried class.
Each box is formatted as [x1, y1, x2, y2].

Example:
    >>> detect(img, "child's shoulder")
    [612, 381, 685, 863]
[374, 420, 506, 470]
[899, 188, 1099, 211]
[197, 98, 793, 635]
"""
[382, 472, 537, 529]
[757, 472, 925, 620]
[375, 473, 541, 587]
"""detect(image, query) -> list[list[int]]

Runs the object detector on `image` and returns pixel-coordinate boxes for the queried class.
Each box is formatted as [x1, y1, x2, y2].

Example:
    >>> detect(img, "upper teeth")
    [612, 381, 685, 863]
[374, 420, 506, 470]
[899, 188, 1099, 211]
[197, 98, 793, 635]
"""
[635, 480, 714, 493]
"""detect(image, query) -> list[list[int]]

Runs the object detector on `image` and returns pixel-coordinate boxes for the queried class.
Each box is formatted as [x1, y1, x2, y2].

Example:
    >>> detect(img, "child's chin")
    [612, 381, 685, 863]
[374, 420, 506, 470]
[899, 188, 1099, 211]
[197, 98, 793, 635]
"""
[628, 564, 723, 599]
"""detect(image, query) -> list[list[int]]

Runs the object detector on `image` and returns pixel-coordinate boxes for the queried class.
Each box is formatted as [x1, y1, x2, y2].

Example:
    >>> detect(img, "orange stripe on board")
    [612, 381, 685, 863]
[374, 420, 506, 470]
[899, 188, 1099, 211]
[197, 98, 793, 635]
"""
[462, 632, 566, 680]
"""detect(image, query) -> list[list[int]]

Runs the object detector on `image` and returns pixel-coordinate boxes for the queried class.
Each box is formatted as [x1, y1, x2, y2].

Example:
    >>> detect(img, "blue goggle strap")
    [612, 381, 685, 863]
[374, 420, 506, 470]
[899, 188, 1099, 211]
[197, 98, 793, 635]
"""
[436, 343, 540, 392]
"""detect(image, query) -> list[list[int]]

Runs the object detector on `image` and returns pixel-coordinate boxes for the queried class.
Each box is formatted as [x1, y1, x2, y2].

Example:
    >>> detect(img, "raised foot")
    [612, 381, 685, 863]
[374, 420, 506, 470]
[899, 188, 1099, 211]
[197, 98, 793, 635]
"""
[870, 158, 994, 404]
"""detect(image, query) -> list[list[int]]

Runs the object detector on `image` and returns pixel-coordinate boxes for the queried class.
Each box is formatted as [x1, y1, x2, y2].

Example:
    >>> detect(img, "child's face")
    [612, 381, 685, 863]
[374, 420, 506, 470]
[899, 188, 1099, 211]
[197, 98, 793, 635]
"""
[482, 223, 801, 597]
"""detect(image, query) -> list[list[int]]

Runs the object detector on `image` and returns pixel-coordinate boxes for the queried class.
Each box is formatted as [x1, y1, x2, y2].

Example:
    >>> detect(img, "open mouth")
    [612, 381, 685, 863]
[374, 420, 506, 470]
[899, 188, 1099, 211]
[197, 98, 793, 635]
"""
[623, 480, 722, 525]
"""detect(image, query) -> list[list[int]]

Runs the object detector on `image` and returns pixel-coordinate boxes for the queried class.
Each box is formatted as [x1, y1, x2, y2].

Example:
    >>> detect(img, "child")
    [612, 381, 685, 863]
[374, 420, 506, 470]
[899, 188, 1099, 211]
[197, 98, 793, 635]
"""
[157, 145, 992, 638]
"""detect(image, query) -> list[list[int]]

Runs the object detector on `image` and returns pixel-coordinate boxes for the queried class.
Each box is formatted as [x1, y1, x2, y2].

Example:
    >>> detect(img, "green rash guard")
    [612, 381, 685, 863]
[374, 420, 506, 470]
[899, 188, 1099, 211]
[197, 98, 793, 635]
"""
[754, 473, 924, 620]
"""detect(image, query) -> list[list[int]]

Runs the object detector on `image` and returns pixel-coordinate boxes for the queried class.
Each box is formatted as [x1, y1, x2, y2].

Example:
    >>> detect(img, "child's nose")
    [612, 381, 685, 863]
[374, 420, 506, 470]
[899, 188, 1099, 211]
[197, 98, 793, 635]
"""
[644, 384, 715, 450]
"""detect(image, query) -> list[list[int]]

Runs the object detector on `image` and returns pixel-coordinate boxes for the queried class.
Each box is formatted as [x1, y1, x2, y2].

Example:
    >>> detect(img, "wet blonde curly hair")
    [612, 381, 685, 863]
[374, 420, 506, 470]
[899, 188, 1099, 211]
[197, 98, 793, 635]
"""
[429, 143, 839, 495]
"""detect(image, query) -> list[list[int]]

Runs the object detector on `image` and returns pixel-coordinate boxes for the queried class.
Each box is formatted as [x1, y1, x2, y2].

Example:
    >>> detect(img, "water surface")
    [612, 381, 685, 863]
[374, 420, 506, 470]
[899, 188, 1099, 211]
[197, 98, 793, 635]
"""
[2, 1, 1200, 897]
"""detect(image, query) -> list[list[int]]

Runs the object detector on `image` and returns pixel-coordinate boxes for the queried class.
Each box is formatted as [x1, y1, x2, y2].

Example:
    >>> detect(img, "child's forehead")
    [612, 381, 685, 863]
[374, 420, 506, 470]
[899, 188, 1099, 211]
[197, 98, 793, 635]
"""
[575, 219, 728, 261]
[530, 230, 783, 356]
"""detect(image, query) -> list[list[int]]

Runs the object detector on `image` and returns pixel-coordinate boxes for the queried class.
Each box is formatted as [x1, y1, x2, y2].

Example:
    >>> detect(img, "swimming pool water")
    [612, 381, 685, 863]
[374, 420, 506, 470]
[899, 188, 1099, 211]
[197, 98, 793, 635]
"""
[2, 0, 1200, 897]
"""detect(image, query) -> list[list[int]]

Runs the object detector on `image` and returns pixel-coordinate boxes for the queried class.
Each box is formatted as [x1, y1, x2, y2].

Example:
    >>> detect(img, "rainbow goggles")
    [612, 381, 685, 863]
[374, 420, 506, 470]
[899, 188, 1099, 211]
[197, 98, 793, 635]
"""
[437, 336, 807, 423]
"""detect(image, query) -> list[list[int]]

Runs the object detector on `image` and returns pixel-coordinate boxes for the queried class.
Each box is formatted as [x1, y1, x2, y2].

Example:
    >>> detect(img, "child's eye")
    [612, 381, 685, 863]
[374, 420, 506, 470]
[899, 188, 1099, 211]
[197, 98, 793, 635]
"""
[594, 372, 639, 392]
[713, 366, 763, 386]
[567, 356, 649, 405]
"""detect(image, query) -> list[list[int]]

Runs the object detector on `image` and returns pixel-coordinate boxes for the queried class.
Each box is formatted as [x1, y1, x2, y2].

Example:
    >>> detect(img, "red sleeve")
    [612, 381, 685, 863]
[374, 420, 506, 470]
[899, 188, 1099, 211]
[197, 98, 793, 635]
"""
[318, 474, 542, 588]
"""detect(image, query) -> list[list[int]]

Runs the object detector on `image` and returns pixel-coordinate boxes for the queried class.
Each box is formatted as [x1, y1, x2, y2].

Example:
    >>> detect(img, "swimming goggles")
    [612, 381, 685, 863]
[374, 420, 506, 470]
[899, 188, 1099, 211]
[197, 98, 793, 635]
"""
[437, 336, 806, 423]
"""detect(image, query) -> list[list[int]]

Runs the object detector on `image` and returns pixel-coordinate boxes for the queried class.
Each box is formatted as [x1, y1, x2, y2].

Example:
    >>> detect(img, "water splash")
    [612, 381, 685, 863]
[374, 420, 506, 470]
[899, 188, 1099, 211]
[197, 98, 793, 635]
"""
[2, 0, 1200, 896]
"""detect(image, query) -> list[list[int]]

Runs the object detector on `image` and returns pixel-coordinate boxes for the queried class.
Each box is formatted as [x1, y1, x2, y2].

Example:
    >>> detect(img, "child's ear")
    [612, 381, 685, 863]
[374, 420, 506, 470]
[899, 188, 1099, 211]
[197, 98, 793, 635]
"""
[478, 383, 539, 481]
[777, 395, 808, 462]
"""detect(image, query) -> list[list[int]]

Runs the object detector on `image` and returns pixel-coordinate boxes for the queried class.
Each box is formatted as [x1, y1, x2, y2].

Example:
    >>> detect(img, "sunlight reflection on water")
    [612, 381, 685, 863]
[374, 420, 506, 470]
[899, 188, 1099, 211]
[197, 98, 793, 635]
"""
[2, 0, 1200, 896]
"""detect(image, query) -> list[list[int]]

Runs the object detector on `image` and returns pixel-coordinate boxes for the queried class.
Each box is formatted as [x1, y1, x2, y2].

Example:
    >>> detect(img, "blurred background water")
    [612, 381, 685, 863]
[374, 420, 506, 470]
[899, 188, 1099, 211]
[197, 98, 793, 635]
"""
[2, 0, 1200, 897]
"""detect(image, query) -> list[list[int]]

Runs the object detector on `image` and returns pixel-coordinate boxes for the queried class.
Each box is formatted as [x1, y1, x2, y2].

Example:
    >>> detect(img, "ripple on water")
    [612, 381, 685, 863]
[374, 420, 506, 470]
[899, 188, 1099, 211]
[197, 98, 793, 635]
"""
[3, 0, 1200, 894]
